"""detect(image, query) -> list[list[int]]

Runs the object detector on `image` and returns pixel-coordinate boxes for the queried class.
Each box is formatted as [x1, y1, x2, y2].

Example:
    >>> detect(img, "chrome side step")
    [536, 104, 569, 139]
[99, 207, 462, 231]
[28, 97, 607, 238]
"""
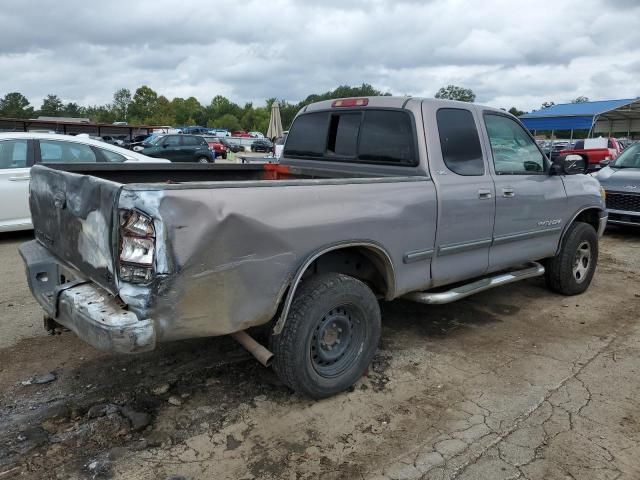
[403, 262, 545, 305]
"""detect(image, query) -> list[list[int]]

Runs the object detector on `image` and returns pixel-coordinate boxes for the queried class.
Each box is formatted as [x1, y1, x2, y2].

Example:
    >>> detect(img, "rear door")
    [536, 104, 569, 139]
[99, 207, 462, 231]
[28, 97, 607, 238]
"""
[182, 135, 207, 161]
[423, 104, 496, 285]
[0, 139, 31, 230]
[481, 112, 567, 271]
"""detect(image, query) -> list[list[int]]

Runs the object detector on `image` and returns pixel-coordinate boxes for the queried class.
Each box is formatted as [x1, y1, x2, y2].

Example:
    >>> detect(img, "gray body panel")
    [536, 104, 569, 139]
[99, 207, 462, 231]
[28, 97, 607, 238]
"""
[119, 178, 437, 341]
[22, 96, 606, 352]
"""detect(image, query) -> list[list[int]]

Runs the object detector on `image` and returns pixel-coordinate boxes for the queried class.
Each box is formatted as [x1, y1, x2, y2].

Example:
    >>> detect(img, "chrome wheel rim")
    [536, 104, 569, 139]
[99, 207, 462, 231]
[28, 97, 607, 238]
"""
[572, 241, 591, 283]
[198, 157, 209, 163]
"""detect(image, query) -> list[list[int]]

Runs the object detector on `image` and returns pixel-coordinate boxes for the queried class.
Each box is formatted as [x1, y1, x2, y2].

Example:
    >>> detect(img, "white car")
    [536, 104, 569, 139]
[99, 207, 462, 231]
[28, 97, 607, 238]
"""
[0, 132, 168, 232]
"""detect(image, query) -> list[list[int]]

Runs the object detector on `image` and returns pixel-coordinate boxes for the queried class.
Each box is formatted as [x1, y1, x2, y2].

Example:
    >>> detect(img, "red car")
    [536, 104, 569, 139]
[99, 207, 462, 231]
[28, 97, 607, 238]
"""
[202, 136, 228, 159]
[231, 130, 252, 138]
[560, 137, 622, 171]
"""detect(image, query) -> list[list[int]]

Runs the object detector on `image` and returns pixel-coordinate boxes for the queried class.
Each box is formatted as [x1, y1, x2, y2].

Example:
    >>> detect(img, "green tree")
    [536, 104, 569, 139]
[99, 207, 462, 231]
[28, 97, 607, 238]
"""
[39, 94, 64, 116]
[508, 107, 525, 117]
[147, 95, 176, 125]
[0, 92, 34, 118]
[571, 96, 589, 103]
[434, 85, 476, 102]
[84, 105, 115, 123]
[171, 96, 204, 125]
[63, 102, 83, 117]
[112, 88, 132, 121]
[129, 86, 158, 123]
[207, 95, 241, 122]
[215, 113, 241, 131]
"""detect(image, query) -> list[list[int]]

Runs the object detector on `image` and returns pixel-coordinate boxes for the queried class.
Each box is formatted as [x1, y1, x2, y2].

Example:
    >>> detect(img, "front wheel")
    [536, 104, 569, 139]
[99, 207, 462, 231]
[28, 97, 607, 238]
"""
[197, 156, 210, 163]
[545, 222, 598, 295]
[270, 273, 381, 399]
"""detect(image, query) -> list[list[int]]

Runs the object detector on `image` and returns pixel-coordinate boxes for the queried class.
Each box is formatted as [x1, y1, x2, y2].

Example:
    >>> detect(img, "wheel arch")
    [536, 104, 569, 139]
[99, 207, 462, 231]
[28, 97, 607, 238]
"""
[272, 241, 396, 335]
[556, 207, 605, 255]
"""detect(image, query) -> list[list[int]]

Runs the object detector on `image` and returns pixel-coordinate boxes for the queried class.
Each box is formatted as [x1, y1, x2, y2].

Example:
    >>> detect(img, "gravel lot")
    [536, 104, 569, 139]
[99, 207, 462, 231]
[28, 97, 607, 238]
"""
[0, 228, 639, 480]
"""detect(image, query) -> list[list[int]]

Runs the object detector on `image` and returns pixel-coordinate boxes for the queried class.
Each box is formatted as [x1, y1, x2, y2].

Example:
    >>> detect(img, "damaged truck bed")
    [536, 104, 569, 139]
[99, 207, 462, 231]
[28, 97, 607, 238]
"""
[22, 161, 432, 349]
[21, 96, 606, 398]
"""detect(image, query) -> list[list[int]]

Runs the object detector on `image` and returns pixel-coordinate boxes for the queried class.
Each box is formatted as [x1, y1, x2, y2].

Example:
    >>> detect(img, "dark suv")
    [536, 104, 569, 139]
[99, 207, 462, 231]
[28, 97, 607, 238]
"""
[141, 134, 214, 163]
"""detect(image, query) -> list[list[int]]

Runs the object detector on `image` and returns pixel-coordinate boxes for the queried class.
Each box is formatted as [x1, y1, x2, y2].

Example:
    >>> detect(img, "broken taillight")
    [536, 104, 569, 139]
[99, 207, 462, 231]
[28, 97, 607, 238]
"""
[119, 210, 155, 283]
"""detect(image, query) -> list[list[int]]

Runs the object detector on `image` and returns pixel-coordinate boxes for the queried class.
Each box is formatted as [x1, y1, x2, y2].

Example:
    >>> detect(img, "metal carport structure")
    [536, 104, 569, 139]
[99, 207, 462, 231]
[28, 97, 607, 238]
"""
[0, 117, 168, 140]
[520, 98, 640, 138]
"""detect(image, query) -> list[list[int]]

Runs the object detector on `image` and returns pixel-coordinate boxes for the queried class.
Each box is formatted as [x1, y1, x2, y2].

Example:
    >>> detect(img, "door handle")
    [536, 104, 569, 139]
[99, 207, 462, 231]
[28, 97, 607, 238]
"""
[478, 189, 492, 199]
[502, 187, 515, 198]
[8, 176, 30, 182]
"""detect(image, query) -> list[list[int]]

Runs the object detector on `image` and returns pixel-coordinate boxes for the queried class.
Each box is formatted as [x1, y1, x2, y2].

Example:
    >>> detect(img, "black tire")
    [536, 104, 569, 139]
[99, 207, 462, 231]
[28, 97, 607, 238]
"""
[222, 153, 227, 159]
[270, 273, 381, 399]
[197, 156, 209, 163]
[545, 222, 598, 295]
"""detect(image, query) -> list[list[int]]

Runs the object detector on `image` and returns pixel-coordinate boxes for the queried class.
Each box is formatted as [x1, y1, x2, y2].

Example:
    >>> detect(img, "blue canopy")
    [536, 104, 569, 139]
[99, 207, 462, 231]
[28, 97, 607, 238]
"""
[520, 98, 637, 131]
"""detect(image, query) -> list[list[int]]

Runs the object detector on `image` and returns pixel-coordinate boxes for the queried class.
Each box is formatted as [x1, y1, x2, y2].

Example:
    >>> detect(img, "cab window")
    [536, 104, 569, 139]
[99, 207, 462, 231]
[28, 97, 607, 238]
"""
[163, 136, 181, 147]
[0, 140, 27, 169]
[183, 135, 205, 146]
[39, 140, 97, 163]
[484, 114, 545, 174]
[358, 110, 416, 165]
[98, 148, 126, 162]
[436, 108, 484, 175]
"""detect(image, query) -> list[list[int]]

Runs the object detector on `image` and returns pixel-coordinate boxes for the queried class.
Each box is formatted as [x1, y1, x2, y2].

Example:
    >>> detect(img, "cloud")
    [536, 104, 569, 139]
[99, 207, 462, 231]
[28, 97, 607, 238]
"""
[0, 0, 638, 112]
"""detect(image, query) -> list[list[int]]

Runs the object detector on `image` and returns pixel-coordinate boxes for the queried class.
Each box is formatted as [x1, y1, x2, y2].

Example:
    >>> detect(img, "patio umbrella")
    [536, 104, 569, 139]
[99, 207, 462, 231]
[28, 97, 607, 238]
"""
[266, 100, 283, 144]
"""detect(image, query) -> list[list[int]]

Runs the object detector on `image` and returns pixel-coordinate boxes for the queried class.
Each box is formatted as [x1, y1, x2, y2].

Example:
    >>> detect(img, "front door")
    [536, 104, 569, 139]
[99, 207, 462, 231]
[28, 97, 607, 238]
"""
[0, 139, 31, 230]
[423, 104, 496, 286]
[162, 135, 183, 161]
[481, 113, 568, 271]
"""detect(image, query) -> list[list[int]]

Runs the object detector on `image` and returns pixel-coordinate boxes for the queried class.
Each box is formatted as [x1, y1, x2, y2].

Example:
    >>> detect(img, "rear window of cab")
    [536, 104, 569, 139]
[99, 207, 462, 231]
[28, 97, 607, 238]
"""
[283, 109, 417, 166]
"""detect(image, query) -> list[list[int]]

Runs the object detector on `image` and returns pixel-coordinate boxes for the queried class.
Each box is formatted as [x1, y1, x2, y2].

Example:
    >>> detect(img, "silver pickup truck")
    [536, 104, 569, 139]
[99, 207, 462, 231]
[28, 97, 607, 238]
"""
[20, 97, 607, 398]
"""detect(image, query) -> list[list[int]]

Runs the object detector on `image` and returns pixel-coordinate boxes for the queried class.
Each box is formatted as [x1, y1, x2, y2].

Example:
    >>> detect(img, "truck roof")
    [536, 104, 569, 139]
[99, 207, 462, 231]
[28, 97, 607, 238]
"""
[301, 96, 508, 116]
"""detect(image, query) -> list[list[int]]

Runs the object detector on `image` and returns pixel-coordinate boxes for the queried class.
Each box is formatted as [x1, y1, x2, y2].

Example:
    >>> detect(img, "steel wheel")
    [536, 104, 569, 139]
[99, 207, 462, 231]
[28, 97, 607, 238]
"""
[310, 305, 365, 378]
[572, 241, 591, 283]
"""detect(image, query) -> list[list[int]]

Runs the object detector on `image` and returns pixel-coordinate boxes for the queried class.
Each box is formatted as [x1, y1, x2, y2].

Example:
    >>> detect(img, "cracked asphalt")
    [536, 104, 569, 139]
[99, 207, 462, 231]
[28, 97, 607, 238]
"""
[0, 227, 639, 480]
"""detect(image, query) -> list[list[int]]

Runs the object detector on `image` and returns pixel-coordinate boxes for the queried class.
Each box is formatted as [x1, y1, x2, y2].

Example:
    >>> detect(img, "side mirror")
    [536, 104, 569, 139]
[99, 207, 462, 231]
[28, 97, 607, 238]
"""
[599, 158, 611, 168]
[551, 154, 587, 175]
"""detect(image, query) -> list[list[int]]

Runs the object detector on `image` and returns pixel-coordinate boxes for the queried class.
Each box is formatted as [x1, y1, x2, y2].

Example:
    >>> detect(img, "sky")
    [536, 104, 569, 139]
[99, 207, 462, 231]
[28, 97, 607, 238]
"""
[0, 0, 638, 112]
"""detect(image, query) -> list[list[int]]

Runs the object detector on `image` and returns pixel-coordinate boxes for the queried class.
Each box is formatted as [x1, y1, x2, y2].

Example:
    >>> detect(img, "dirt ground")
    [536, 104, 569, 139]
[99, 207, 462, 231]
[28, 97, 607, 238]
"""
[0, 228, 639, 480]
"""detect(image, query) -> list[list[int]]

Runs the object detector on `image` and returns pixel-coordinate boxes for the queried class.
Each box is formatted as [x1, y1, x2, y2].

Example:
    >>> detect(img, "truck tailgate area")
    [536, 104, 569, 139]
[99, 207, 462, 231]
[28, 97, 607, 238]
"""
[29, 165, 121, 294]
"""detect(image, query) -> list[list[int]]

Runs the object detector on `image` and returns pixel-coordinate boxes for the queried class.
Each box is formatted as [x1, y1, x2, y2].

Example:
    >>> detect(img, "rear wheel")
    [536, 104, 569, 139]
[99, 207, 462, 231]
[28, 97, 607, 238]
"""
[270, 273, 381, 399]
[545, 222, 598, 295]
[197, 156, 209, 163]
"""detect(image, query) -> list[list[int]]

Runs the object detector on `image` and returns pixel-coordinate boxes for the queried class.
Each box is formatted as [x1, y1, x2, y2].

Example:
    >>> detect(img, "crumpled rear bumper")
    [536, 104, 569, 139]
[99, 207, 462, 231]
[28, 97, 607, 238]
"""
[19, 240, 156, 354]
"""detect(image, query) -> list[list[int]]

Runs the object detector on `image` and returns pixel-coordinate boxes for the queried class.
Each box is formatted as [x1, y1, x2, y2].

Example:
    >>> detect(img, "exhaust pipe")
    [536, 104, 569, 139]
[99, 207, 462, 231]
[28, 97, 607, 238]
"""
[231, 331, 274, 367]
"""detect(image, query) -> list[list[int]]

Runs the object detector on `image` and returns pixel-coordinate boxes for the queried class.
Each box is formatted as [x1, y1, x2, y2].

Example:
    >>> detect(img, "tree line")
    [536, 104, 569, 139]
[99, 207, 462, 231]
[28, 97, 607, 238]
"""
[0, 84, 390, 132]
[0, 83, 593, 133]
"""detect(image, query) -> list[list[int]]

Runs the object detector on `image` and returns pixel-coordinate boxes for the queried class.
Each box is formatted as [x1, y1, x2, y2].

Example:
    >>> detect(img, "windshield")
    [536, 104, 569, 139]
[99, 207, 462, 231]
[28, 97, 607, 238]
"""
[611, 144, 640, 168]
